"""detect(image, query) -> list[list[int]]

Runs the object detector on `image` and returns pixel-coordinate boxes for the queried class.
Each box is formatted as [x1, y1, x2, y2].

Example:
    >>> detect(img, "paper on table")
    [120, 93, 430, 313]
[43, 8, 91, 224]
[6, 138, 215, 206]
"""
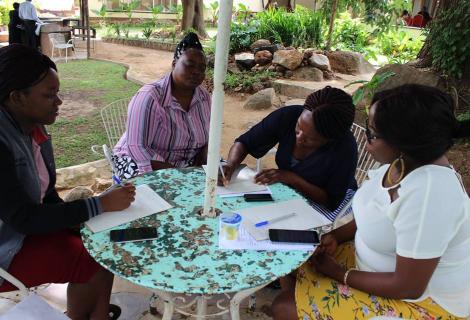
[218, 223, 315, 251]
[238, 199, 331, 241]
[203, 165, 268, 195]
[85, 184, 173, 233]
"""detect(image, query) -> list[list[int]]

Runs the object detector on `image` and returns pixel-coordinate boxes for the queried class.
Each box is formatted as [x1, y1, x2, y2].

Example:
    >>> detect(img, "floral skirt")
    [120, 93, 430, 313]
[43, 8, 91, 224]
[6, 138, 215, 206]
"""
[295, 243, 464, 320]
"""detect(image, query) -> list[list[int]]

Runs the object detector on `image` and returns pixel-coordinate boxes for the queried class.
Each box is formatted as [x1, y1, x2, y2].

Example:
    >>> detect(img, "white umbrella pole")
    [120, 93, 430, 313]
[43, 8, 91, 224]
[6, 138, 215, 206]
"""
[202, 0, 233, 217]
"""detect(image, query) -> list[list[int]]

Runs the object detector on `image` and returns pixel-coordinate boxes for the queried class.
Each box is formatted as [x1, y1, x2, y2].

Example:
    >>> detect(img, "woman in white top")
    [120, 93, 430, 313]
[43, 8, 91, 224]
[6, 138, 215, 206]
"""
[271, 84, 470, 319]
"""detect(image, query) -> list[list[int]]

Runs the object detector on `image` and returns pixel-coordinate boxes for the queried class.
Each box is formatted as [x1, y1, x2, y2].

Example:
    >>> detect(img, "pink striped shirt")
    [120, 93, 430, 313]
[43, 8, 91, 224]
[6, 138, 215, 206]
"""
[114, 73, 211, 173]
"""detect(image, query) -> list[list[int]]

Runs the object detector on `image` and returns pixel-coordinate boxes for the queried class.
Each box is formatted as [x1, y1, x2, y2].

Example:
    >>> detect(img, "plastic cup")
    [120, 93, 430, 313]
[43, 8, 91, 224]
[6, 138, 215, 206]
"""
[220, 212, 242, 241]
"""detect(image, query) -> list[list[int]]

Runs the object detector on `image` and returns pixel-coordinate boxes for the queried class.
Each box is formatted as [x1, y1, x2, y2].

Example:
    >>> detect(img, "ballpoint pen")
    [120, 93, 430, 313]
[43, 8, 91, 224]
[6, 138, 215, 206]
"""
[112, 175, 122, 186]
[255, 212, 296, 228]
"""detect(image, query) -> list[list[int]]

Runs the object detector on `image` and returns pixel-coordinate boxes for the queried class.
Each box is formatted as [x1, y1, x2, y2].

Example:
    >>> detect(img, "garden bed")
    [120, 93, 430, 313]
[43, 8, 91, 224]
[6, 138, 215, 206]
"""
[102, 36, 177, 52]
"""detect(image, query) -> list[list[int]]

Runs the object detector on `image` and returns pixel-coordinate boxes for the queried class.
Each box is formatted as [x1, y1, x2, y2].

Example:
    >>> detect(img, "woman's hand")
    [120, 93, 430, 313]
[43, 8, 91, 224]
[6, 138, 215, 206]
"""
[99, 183, 136, 212]
[254, 169, 298, 185]
[217, 163, 236, 186]
[314, 233, 338, 256]
[310, 252, 345, 282]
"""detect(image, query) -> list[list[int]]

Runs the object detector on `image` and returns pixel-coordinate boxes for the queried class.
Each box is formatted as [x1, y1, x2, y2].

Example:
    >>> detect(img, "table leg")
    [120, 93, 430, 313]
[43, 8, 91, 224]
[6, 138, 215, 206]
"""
[229, 283, 268, 320]
[153, 289, 175, 320]
[196, 295, 208, 319]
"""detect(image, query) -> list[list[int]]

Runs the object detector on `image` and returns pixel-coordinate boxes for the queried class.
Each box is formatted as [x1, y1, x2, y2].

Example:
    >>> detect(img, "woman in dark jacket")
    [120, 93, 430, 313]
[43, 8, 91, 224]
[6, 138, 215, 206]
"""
[8, 3, 22, 44]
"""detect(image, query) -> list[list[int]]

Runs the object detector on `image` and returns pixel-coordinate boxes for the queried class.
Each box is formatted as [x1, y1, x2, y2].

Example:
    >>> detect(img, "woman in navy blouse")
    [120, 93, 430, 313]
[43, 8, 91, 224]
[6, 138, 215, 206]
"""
[222, 86, 358, 211]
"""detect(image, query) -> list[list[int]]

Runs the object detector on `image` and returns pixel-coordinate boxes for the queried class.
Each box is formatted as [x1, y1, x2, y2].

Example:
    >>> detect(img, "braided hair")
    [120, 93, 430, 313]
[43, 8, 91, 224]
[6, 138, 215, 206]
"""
[173, 32, 204, 61]
[0, 44, 56, 103]
[303, 86, 355, 140]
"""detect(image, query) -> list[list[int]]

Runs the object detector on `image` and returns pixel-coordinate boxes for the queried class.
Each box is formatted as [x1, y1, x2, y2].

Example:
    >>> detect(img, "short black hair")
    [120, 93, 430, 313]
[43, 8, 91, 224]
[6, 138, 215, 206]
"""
[304, 86, 355, 139]
[0, 44, 57, 103]
[13, 2, 19, 10]
[371, 84, 469, 164]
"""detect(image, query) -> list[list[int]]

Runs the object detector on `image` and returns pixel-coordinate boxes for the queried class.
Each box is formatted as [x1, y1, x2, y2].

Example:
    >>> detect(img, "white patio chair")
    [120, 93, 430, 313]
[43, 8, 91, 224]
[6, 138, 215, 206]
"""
[49, 33, 75, 63]
[91, 98, 131, 172]
[0, 268, 68, 320]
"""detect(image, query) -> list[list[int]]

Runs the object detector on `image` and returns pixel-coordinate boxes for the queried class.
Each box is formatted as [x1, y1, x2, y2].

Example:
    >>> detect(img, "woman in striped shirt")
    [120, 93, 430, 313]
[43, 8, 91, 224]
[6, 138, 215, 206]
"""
[113, 32, 211, 178]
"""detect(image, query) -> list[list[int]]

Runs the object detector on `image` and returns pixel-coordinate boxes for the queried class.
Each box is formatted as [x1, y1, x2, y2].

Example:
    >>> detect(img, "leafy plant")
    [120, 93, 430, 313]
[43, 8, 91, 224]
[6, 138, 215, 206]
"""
[120, 0, 139, 22]
[111, 23, 121, 37]
[345, 71, 396, 109]
[229, 22, 258, 53]
[91, 4, 108, 27]
[223, 70, 277, 91]
[428, 1, 470, 78]
[122, 24, 130, 38]
[170, 4, 183, 25]
[142, 24, 153, 40]
[376, 29, 423, 64]
[234, 3, 251, 24]
[209, 2, 219, 27]
[330, 12, 371, 53]
[151, 5, 164, 27]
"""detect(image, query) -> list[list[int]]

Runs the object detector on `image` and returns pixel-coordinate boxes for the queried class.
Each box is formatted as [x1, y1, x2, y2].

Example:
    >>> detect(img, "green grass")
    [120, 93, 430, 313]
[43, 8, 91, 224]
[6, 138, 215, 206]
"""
[48, 60, 140, 168]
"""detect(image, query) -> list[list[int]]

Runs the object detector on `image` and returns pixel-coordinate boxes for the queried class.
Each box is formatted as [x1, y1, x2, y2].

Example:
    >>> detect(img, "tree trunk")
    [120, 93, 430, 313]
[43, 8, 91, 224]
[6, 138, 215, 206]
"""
[181, 0, 208, 38]
[416, 0, 459, 68]
[325, 0, 339, 50]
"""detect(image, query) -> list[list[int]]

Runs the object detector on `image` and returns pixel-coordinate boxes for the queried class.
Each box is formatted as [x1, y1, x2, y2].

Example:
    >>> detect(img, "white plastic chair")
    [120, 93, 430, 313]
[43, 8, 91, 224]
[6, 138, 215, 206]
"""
[49, 33, 75, 63]
[0, 268, 68, 320]
[91, 98, 131, 172]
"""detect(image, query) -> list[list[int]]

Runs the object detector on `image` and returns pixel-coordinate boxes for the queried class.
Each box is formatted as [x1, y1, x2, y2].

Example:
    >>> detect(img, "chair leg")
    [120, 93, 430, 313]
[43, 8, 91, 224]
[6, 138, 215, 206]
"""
[65, 48, 68, 63]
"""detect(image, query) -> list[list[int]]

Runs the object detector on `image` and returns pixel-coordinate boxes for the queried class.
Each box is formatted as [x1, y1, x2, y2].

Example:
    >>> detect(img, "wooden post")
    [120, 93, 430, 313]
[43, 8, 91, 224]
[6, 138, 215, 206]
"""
[84, 0, 90, 59]
[325, 0, 338, 50]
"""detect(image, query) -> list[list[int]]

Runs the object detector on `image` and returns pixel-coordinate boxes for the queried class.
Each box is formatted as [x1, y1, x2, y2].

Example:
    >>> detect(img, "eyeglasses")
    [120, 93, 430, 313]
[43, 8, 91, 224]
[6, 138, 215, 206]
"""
[365, 118, 382, 144]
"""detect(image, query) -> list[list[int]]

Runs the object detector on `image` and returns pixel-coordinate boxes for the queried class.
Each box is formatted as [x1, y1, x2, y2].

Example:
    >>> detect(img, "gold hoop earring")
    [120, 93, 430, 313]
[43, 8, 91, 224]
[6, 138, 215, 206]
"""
[387, 156, 405, 185]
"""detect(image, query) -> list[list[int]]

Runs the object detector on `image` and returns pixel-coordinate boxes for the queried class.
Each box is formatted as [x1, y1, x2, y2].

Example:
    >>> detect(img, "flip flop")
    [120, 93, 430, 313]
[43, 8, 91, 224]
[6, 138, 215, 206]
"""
[108, 304, 121, 320]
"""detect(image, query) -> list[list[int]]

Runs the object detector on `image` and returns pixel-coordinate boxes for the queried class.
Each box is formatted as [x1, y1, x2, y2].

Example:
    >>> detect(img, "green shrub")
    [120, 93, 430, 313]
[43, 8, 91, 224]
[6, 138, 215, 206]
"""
[223, 70, 277, 90]
[229, 22, 258, 53]
[142, 25, 153, 40]
[331, 12, 371, 53]
[376, 29, 423, 64]
[428, 1, 470, 78]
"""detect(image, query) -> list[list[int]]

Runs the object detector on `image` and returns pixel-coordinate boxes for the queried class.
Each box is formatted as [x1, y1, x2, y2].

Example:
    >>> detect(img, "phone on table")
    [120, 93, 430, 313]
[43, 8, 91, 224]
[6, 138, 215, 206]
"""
[269, 229, 320, 244]
[110, 227, 158, 243]
[244, 193, 274, 202]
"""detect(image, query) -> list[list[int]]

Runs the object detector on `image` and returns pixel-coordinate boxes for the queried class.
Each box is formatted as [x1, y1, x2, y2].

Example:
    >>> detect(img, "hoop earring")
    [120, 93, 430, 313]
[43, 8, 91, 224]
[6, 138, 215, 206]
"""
[387, 156, 405, 185]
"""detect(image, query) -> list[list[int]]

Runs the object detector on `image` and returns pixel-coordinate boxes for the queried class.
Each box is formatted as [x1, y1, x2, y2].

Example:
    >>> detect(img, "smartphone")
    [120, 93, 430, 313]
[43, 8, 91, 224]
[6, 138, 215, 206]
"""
[110, 227, 158, 243]
[269, 229, 320, 244]
[244, 193, 274, 202]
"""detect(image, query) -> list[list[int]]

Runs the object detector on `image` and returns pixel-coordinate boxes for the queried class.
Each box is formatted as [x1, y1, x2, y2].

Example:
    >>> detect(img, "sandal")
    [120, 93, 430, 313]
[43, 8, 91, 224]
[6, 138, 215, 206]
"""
[108, 304, 121, 320]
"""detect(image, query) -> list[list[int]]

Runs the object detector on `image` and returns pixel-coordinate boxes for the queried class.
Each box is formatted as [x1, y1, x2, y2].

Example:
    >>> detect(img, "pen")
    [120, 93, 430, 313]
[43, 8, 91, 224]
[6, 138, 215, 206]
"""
[112, 175, 122, 186]
[219, 161, 226, 182]
[255, 212, 296, 228]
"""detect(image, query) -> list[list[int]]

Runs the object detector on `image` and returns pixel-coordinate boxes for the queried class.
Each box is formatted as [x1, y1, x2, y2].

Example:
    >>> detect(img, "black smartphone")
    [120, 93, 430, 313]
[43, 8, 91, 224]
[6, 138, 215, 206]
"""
[244, 193, 274, 202]
[110, 227, 158, 243]
[269, 229, 320, 244]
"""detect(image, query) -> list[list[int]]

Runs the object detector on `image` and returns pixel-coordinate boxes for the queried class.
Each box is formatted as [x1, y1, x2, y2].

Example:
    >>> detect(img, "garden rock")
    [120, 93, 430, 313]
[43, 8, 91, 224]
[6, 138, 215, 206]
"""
[272, 49, 303, 71]
[227, 62, 242, 74]
[91, 178, 113, 193]
[243, 88, 281, 110]
[250, 39, 271, 52]
[253, 44, 279, 55]
[255, 50, 273, 66]
[56, 159, 111, 191]
[309, 54, 331, 71]
[292, 67, 323, 81]
[326, 51, 375, 75]
[63, 186, 94, 202]
[375, 64, 444, 92]
[235, 52, 256, 71]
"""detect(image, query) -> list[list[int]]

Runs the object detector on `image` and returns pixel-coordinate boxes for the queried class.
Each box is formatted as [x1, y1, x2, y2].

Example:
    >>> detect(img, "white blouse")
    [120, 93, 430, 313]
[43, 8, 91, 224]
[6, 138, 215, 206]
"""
[353, 164, 470, 317]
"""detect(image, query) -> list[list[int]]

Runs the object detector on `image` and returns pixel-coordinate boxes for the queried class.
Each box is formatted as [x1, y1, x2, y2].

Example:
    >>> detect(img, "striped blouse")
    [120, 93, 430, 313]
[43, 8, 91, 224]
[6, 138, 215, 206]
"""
[113, 73, 211, 173]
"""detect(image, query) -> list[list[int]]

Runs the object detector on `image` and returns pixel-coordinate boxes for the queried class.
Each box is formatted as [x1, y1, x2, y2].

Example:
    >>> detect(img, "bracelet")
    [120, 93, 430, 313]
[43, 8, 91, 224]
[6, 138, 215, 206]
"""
[343, 268, 357, 286]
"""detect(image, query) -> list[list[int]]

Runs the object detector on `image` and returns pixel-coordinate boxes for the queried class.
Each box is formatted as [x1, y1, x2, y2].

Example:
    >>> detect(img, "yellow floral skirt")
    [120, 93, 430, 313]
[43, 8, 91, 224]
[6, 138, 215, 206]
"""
[295, 243, 464, 320]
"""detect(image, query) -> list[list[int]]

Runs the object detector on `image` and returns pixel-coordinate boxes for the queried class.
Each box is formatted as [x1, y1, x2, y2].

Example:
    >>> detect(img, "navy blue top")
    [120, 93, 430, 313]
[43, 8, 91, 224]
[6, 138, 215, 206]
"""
[236, 105, 358, 210]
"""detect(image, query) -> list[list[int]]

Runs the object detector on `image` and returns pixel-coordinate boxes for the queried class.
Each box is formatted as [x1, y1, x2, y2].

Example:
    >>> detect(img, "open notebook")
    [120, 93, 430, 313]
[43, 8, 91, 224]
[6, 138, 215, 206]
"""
[85, 184, 173, 233]
[238, 199, 331, 241]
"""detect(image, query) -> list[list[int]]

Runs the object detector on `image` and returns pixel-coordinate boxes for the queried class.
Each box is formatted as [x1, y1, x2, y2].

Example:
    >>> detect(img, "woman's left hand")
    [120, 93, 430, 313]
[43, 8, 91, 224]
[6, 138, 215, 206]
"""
[310, 253, 346, 282]
[255, 169, 298, 185]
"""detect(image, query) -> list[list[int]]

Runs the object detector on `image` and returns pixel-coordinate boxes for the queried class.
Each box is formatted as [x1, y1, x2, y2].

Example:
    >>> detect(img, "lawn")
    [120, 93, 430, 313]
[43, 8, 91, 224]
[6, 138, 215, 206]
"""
[48, 60, 140, 169]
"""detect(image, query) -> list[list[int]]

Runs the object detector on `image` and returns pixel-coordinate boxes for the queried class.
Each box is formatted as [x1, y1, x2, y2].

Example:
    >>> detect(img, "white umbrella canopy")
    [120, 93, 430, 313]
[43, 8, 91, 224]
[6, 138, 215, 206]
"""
[202, 0, 233, 217]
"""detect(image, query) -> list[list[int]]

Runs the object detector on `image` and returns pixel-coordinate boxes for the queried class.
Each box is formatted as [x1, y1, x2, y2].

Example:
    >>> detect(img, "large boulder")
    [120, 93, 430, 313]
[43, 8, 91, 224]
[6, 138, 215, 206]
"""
[272, 49, 303, 71]
[243, 88, 281, 110]
[374, 64, 444, 92]
[308, 53, 331, 71]
[250, 39, 271, 52]
[326, 51, 375, 75]
[292, 67, 323, 82]
[56, 159, 111, 191]
[63, 186, 94, 202]
[254, 50, 273, 66]
[235, 52, 255, 71]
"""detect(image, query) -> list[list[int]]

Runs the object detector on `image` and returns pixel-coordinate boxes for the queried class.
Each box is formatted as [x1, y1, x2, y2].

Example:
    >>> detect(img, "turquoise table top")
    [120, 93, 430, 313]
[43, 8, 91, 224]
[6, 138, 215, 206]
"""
[81, 167, 312, 294]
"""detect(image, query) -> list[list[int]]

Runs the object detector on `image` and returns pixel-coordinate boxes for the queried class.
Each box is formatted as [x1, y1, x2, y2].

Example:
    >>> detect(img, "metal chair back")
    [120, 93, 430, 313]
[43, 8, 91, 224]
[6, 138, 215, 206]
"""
[351, 123, 379, 186]
[100, 98, 131, 148]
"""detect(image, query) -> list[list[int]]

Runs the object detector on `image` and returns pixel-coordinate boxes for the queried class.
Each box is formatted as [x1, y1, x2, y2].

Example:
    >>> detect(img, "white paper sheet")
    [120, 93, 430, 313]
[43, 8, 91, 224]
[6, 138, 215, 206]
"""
[218, 224, 315, 251]
[238, 199, 331, 241]
[203, 165, 268, 195]
[85, 184, 173, 233]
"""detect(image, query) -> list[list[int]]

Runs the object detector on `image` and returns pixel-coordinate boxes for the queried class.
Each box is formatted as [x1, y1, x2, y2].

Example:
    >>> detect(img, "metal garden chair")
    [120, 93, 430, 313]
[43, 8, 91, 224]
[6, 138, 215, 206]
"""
[49, 33, 75, 63]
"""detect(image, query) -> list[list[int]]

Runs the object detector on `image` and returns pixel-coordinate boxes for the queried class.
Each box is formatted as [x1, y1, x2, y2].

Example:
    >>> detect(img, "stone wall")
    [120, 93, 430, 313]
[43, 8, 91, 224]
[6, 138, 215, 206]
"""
[102, 37, 177, 52]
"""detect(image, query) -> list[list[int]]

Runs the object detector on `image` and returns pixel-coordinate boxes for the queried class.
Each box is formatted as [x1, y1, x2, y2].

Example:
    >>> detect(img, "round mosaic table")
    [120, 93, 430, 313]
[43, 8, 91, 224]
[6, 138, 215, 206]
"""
[81, 167, 313, 319]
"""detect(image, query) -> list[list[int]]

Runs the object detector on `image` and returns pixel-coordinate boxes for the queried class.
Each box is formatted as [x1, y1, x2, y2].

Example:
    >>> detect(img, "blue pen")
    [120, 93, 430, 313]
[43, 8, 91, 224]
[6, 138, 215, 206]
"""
[112, 175, 122, 186]
[255, 212, 296, 228]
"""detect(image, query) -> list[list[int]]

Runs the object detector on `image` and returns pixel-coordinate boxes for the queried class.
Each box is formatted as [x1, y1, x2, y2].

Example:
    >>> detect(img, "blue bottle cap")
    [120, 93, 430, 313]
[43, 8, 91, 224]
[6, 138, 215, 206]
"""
[220, 212, 242, 225]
